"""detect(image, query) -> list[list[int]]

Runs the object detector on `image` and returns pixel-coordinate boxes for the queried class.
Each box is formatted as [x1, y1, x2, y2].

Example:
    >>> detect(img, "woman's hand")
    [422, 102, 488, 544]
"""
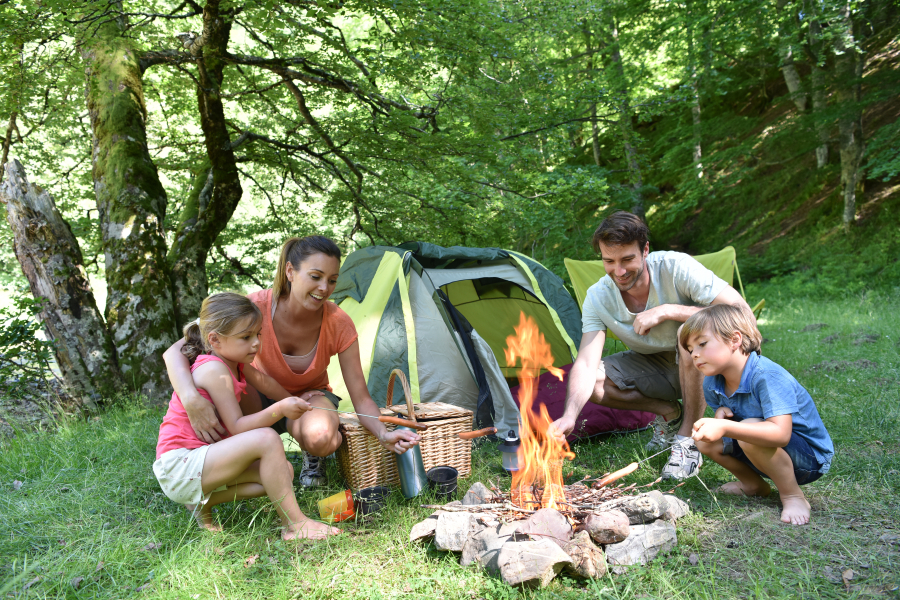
[182, 392, 227, 443]
[278, 397, 313, 420]
[378, 429, 421, 455]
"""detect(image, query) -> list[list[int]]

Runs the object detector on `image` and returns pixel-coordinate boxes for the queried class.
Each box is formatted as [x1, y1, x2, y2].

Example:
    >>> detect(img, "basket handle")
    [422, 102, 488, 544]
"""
[385, 368, 416, 423]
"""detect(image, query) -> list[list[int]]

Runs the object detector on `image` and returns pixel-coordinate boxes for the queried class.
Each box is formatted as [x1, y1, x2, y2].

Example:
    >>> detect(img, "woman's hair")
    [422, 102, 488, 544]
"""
[591, 211, 650, 254]
[678, 304, 762, 356]
[182, 293, 263, 363]
[271, 236, 342, 300]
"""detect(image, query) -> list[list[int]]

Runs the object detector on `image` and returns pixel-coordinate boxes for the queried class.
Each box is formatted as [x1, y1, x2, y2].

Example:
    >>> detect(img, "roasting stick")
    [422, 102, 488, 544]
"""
[304, 404, 429, 431]
[422, 427, 498, 441]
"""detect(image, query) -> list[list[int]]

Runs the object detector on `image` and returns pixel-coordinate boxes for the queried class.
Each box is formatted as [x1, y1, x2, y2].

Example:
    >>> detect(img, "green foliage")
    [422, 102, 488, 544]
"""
[0, 294, 55, 391]
[866, 117, 900, 182]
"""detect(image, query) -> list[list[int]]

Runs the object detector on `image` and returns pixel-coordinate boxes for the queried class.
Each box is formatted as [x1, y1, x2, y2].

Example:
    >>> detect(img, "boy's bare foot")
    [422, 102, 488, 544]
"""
[780, 494, 811, 525]
[716, 481, 771, 497]
[185, 504, 223, 532]
[282, 518, 341, 541]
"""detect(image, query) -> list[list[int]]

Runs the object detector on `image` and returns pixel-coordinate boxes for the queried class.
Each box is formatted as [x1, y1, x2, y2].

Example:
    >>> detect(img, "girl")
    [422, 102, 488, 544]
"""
[153, 292, 340, 539]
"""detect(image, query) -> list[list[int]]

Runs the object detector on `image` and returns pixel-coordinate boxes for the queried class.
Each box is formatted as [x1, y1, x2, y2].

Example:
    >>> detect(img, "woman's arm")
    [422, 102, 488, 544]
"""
[338, 341, 420, 454]
[243, 364, 321, 408]
[163, 338, 225, 442]
[193, 362, 312, 435]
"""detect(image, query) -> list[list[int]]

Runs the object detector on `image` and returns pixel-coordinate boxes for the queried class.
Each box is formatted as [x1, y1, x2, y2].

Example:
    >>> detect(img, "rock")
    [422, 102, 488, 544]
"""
[577, 510, 630, 544]
[617, 493, 664, 524]
[461, 482, 493, 506]
[661, 494, 691, 521]
[460, 522, 523, 567]
[515, 508, 573, 548]
[434, 512, 485, 552]
[562, 530, 607, 579]
[645, 491, 669, 515]
[496, 539, 573, 588]
[409, 511, 444, 543]
[605, 521, 677, 573]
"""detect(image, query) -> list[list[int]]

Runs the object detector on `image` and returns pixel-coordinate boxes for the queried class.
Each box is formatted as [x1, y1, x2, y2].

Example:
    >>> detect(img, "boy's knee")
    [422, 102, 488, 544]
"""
[694, 439, 719, 456]
[735, 438, 766, 455]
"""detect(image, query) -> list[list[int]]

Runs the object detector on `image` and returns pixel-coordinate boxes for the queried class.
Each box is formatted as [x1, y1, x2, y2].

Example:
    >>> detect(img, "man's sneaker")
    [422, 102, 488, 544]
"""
[298, 452, 327, 487]
[661, 437, 703, 480]
[645, 405, 683, 452]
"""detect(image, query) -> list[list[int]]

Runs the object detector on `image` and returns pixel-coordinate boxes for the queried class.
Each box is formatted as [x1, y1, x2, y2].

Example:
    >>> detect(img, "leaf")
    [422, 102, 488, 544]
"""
[22, 576, 41, 591]
[842, 569, 855, 587]
[12, 480, 23, 490]
[70, 576, 84, 589]
[95, 561, 105, 572]
[142, 542, 162, 551]
[244, 554, 259, 568]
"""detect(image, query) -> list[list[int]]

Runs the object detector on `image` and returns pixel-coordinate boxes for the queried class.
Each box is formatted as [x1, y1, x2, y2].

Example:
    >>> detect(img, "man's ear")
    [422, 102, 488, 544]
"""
[642, 241, 650, 258]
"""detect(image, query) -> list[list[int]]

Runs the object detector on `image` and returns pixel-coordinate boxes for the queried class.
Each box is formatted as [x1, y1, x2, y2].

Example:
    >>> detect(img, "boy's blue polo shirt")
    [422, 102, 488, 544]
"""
[703, 352, 834, 474]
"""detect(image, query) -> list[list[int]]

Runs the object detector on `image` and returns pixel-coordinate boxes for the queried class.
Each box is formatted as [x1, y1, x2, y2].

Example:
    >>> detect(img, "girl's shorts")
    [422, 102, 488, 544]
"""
[153, 447, 226, 506]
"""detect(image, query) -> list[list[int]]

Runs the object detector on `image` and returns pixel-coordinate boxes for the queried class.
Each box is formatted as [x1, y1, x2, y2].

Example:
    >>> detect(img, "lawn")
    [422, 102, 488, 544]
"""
[1, 288, 899, 599]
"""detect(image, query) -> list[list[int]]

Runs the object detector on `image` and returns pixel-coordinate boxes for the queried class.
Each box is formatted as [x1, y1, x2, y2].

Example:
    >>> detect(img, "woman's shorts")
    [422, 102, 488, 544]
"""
[153, 447, 226, 506]
[722, 431, 825, 485]
[259, 389, 342, 435]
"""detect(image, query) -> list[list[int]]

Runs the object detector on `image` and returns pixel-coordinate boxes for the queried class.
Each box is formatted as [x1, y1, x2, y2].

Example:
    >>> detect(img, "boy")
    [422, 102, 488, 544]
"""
[679, 304, 833, 525]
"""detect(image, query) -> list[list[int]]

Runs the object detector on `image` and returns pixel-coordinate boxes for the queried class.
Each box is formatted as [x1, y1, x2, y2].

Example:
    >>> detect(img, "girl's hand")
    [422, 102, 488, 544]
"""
[692, 418, 728, 443]
[378, 429, 421, 455]
[279, 397, 313, 420]
[714, 406, 734, 419]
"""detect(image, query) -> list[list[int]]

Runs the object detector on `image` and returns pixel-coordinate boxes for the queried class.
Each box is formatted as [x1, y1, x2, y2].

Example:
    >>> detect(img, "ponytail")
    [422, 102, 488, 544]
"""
[272, 235, 342, 300]
[181, 294, 263, 365]
[181, 319, 205, 363]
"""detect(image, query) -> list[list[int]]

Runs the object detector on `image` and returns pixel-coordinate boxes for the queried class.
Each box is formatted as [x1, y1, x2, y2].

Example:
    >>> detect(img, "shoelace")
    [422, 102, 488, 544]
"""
[668, 440, 685, 465]
[302, 456, 322, 474]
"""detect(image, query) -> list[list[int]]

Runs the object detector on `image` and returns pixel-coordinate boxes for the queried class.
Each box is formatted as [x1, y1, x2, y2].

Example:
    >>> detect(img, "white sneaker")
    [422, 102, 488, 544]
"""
[298, 453, 327, 487]
[645, 406, 683, 452]
[661, 437, 703, 480]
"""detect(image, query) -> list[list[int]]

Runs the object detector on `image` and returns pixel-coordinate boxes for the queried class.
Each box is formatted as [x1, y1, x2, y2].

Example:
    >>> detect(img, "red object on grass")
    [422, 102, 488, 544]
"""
[510, 363, 656, 443]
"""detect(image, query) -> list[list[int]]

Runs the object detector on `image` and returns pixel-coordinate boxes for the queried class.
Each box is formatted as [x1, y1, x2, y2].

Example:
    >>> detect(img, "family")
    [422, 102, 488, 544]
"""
[152, 213, 833, 539]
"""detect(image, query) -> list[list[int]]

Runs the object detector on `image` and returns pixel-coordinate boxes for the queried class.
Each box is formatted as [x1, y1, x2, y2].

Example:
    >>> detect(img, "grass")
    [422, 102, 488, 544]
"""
[1, 290, 899, 599]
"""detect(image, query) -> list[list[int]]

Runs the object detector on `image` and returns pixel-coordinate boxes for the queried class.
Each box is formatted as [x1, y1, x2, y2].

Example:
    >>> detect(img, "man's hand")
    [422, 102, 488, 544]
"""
[182, 392, 227, 443]
[378, 429, 421, 454]
[714, 406, 734, 420]
[548, 416, 576, 445]
[632, 305, 670, 335]
[279, 397, 313, 420]
[692, 418, 729, 443]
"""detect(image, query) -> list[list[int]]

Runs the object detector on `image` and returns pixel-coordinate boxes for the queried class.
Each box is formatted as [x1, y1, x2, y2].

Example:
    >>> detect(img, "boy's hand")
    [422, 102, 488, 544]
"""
[692, 418, 729, 443]
[714, 407, 734, 419]
[279, 397, 313, 420]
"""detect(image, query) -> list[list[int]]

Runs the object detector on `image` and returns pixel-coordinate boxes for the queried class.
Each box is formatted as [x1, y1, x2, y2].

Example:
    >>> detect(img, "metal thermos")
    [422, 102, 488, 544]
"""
[498, 429, 521, 474]
[395, 425, 428, 498]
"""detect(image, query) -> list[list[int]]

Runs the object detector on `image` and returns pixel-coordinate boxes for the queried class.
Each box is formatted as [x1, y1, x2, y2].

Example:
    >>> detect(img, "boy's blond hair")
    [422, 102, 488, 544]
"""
[679, 304, 762, 355]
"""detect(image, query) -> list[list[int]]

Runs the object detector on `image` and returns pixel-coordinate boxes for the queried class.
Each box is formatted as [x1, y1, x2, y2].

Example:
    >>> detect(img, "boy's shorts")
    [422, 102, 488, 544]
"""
[259, 389, 342, 435]
[600, 351, 682, 403]
[723, 431, 825, 485]
[153, 447, 227, 506]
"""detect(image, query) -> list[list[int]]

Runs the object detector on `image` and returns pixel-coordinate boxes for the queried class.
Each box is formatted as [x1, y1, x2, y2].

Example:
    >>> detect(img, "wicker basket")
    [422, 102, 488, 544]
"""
[336, 369, 474, 491]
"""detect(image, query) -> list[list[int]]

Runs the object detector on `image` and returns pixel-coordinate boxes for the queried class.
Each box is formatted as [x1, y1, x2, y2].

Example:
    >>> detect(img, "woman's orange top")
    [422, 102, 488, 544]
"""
[246, 288, 358, 395]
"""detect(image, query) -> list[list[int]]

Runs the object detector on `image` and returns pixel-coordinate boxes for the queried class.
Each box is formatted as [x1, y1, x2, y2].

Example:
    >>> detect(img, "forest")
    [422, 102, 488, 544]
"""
[1, 0, 898, 406]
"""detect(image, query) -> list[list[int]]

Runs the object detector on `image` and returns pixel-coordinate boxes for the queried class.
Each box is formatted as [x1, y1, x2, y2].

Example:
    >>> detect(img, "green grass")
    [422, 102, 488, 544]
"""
[2, 292, 899, 599]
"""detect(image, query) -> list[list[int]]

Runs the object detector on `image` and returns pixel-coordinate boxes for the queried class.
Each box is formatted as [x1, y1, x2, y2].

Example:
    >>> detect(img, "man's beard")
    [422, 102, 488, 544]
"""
[614, 260, 645, 292]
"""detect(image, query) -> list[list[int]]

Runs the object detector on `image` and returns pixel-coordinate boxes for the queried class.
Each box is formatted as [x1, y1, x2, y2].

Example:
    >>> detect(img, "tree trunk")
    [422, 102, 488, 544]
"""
[686, 0, 705, 180]
[833, 6, 865, 228]
[808, 12, 829, 168]
[1, 160, 123, 406]
[83, 23, 179, 398]
[776, 0, 808, 113]
[608, 18, 644, 218]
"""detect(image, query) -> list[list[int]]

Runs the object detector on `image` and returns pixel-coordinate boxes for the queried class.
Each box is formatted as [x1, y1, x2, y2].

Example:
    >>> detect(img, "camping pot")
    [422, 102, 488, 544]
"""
[498, 429, 520, 474]
[395, 425, 428, 498]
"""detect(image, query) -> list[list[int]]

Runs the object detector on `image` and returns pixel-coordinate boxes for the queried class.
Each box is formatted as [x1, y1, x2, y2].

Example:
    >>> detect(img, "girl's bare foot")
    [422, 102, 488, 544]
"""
[185, 504, 223, 532]
[780, 494, 811, 525]
[716, 480, 771, 497]
[282, 518, 341, 541]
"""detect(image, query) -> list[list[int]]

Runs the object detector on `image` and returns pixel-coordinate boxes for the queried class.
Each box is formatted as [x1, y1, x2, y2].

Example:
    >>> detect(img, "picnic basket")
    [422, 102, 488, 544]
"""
[336, 369, 474, 490]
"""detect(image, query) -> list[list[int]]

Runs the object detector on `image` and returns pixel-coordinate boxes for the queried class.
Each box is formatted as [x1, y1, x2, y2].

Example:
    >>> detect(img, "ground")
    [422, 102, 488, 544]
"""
[1, 285, 898, 599]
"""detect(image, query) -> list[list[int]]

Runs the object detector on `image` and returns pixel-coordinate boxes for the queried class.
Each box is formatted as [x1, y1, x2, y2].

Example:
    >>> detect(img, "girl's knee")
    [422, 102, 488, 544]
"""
[257, 428, 287, 453]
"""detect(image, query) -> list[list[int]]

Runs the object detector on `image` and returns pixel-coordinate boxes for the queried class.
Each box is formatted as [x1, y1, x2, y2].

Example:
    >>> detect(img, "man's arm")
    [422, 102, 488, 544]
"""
[548, 330, 606, 442]
[632, 285, 752, 335]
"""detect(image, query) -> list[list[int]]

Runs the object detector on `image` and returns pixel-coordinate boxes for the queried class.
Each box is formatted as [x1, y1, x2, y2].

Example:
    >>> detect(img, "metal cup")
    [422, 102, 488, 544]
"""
[394, 425, 427, 499]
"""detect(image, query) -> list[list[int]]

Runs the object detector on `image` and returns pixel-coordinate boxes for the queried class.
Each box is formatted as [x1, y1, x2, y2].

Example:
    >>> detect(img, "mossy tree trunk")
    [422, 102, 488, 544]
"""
[833, 5, 865, 229]
[84, 21, 179, 398]
[1, 160, 123, 405]
[607, 18, 644, 219]
[167, 0, 244, 329]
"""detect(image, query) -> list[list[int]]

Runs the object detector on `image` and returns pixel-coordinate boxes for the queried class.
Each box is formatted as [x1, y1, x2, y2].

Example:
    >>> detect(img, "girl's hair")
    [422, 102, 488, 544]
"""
[182, 293, 263, 363]
[679, 304, 762, 356]
[272, 236, 342, 300]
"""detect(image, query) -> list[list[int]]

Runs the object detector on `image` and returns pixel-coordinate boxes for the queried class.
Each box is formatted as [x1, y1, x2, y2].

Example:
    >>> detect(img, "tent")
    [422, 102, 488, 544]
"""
[325, 243, 583, 436]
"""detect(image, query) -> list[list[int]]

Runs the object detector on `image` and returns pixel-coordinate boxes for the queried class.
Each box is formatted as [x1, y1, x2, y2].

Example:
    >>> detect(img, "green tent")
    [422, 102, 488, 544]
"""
[326, 242, 582, 435]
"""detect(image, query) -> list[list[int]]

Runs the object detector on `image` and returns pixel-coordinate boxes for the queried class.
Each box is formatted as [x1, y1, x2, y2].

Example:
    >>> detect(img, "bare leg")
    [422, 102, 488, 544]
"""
[694, 439, 771, 497]
[201, 428, 340, 540]
[737, 440, 811, 525]
[677, 324, 706, 437]
[285, 395, 343, 457]
[589, 377, 681, 421]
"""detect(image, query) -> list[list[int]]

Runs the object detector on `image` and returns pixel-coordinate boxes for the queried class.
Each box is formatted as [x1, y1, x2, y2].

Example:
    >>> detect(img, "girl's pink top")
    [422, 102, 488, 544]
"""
[155, 354, 247, 459]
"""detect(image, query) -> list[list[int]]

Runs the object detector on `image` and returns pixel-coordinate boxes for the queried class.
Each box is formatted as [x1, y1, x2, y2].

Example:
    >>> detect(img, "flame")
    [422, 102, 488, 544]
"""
[505, 312, 574, 511]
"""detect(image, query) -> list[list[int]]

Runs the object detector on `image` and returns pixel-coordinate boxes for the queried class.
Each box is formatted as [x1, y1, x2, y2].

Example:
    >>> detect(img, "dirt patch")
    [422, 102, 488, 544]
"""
[808, 359, 879, 372]
[821, 334, 843, 344]
[853, 333, 881, 345]
[802, 323, 829, 332]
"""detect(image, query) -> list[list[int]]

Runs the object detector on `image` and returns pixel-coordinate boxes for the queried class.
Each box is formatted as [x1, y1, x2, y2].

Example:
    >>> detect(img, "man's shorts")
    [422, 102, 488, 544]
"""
[259, 389, 342, 435]
[153, 446, 226, 506]
[723, 431, 825, 485]
[600, 350, 682, 403]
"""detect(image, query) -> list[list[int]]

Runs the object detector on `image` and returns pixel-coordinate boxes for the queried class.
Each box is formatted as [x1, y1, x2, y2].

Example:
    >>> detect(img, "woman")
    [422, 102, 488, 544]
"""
[163, 236, 419, 488]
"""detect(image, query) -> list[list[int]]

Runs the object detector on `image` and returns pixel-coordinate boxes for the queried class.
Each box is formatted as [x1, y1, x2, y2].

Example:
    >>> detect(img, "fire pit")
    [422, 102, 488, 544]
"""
[408, 314, 692, 588]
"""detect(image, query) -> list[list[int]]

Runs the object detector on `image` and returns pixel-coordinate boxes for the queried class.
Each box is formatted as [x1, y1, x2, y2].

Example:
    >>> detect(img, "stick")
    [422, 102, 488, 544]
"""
[305, 405, 429, 430]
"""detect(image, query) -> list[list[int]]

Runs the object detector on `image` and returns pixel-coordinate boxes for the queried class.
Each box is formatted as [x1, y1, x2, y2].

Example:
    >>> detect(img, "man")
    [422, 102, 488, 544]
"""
[548, 211, 752, 479]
